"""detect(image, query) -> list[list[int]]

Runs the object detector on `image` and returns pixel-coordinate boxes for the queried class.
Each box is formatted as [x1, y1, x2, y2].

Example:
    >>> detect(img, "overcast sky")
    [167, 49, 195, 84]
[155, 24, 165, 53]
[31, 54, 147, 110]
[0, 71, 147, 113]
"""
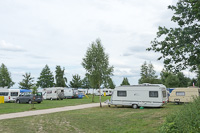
[0, 0, 195, 88]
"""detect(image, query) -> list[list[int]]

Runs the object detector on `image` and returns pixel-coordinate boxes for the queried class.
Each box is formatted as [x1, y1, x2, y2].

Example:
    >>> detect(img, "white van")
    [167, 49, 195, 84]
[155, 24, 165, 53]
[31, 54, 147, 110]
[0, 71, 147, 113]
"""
[109, 84, 167, 108]
[0, 89, 9, 102]
[8, 89, 20, 102]
[169, 87, 200, 104]
[45, 87, 65, 100]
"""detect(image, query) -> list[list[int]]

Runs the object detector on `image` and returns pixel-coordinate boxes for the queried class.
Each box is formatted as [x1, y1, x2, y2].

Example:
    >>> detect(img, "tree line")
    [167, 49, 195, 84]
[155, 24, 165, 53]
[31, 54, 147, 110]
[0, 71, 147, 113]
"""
[0, 63, 116, 90]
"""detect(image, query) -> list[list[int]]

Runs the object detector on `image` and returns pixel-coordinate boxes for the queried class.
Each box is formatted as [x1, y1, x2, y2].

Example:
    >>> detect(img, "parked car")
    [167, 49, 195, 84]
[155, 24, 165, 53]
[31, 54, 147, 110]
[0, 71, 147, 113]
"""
[16, 92, 43, 104]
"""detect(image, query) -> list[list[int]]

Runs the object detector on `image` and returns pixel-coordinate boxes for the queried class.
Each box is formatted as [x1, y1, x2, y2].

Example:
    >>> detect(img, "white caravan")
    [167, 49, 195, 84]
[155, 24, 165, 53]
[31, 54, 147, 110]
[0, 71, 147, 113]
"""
[109, 84, 167, 108]
[0, 89, 9, 102]
[88, 89, 97, 95]
[45, 87, 65, 100]
[95, 88, 113, 96]
[64, 88, 78, 98]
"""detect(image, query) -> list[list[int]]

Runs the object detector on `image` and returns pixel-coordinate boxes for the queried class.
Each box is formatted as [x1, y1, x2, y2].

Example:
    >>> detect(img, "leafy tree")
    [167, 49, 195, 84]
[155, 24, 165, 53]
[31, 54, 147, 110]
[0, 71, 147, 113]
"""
[121, 77, 130, 86]
[147, 1, 200, 72]
[107, 78, 115, 89]
[0, 63, 15, 88]
[177, 72, 188, 87]
[55, 66, 67, 87]
[37, 65, 54, 88]
[19, 73, 34, 89]
[82, 38, 114, 106]
[69, 74, 82, 89]
[138, 62, 159, 84]
[103, 77, 115, 89]
[165, 74, 179, 88]
[82, 76, 91, 89]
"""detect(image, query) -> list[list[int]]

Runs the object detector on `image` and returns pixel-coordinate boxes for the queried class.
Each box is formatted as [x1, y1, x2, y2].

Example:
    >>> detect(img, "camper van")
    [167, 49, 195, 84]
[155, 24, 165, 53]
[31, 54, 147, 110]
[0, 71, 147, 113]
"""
[8, 89, 20, 102]
[109, 84, 167, 108]
[45, 87, 65, 100]
[64, 88, 78, 98]
[169, 87, 200, 104]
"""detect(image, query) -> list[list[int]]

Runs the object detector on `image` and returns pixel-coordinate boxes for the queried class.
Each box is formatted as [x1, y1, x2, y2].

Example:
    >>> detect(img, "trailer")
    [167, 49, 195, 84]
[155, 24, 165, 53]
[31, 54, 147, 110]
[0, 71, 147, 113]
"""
[169, 87, 200, 104]
[109, 84, 167, 108]
[64, 88, 78, 98]
[8, 89, 20, 102]
[44, 87, 65, 100]
[95, 88, 113, 96]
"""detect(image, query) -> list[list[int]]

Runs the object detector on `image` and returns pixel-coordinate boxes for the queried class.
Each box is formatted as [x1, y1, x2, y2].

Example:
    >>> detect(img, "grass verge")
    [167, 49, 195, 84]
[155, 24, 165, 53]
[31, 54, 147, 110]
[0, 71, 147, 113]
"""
[0, 103, 183, 133]
[0, 95, 110, 114]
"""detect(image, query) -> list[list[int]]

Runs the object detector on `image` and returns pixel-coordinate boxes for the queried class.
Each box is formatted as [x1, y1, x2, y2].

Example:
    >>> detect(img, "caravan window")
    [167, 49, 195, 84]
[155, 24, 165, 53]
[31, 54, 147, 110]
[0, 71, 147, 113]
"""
[11, 92, 18, 96]
[162, 91, 166, 98]
[149, 91, 158, 98]
[117, 91, 127, 97]
[176, 92, 185, 96]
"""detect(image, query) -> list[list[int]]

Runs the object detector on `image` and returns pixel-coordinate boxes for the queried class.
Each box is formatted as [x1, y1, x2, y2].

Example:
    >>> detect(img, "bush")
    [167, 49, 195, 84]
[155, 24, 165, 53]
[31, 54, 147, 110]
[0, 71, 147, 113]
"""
[160, 97, 200, 133]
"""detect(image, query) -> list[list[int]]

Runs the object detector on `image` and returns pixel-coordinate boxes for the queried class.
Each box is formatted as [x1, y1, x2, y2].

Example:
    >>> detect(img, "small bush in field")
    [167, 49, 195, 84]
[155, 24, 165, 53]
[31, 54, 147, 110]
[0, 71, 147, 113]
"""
[160, 96, 200, 133]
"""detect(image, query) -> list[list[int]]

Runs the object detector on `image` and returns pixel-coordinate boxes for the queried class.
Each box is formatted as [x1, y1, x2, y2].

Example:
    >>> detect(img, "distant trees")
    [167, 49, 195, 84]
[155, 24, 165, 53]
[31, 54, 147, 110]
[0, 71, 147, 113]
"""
[69, 74, 82, 89]
[82, 39, 114, 105]
[37, 65, 54, 88]
[82, 76, 91, 89]
[0, 63, 15, 88]
[160, 69, 191, 88]
[121, 77, 130, 86]
[55, 66, 67, 87]
[19, 73, 34, 89]
[138, 61, 161, 84]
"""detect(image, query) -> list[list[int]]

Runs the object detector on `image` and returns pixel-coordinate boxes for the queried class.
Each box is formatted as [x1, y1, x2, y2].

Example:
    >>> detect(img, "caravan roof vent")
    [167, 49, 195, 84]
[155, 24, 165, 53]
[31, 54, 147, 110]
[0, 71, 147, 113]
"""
[142, 83, 150, 86]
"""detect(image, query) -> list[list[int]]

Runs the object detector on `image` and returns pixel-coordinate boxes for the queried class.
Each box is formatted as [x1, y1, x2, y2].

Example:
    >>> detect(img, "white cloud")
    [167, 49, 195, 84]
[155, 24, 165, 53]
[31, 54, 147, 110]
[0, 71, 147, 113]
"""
[0, 40, 25, 52]
[0, 0, 188, 87]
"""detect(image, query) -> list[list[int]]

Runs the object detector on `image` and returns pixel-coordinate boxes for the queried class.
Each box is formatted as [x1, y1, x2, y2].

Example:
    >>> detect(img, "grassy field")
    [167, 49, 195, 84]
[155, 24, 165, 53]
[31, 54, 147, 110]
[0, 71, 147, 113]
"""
[0, 103, 183, 133]
[0, 95, 110, 114]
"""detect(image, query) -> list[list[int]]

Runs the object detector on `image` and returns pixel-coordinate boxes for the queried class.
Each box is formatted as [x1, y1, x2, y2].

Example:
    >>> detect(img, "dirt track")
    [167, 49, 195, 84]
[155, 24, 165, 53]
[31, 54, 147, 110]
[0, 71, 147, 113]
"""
[0, 102, 106, 120]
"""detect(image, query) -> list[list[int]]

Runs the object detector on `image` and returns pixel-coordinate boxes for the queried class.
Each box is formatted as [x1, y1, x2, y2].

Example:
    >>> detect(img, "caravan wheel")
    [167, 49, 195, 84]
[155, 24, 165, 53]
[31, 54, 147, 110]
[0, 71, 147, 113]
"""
[50, 98, 53, 100]
[132, 104, 138, 109]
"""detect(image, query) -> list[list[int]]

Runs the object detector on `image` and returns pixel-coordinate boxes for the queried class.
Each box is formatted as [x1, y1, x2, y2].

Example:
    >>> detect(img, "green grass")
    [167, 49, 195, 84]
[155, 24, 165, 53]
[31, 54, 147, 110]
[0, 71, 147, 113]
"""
[0, 103, 183, 133]
[0, 95, 110, 114]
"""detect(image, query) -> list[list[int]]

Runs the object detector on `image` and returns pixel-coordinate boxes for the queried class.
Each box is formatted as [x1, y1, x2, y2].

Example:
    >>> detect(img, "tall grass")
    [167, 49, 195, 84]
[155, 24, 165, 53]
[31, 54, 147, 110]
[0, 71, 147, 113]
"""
[160, 96, 200, 132]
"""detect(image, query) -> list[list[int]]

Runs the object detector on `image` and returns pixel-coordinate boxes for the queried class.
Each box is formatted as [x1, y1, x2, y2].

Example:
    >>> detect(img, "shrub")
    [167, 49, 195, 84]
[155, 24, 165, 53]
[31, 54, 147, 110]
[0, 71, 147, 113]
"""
[160, 96, 200, 133]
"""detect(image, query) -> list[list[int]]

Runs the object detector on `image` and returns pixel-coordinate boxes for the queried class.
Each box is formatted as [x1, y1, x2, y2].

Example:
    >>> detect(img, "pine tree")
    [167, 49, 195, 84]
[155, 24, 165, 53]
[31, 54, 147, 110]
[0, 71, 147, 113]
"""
[37, 65, 54, 88]
[69, 74, 82, 89]
[55, 66, 67, 87]
[19, 73, 34, 89]
[121, 77, 130, 86]
[0, 63, 15, 88]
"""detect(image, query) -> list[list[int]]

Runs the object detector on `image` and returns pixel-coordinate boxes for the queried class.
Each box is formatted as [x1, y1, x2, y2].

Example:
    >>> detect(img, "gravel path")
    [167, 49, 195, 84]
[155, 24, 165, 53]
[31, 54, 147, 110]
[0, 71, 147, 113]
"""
[0, 102, 106, 120]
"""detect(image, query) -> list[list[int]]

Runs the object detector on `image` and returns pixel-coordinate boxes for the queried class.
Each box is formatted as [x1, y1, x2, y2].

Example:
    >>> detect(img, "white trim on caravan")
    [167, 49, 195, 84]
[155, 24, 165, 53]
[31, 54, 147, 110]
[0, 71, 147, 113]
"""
[45, 87, 65, 100]
[109, 84, 167, 108]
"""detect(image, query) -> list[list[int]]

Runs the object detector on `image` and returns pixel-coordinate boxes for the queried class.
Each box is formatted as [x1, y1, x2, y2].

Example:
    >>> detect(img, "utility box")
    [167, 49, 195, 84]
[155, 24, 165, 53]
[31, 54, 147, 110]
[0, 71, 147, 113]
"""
[0, 96, 4, 104]
[104, 92, 106, 96]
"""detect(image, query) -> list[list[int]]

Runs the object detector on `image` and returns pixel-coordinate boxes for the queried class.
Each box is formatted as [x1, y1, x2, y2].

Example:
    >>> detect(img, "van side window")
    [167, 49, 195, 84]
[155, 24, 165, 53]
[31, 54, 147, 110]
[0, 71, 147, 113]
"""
[176, 92, 185, 96]
[149, 91, 158, 98]
[117, 91, 126, 97]
[11, 92, 18, 96]
[0, 92, 9, 96]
